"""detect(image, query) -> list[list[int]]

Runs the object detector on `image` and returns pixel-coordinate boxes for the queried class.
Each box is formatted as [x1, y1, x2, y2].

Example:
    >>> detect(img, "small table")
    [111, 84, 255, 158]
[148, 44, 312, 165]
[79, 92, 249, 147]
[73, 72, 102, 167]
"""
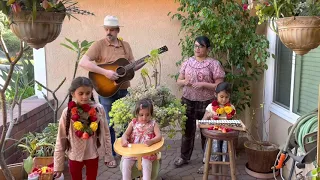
[114, 138, 164, 170]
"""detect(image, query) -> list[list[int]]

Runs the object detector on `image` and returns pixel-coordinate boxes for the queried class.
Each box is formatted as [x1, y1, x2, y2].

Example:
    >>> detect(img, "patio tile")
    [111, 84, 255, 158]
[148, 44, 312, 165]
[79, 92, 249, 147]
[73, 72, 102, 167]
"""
[62, 133, 279, 180]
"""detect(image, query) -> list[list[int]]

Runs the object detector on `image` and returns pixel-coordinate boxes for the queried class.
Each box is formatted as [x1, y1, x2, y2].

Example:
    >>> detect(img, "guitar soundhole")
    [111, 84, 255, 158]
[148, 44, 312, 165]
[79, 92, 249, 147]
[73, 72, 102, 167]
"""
[116, 66, 126, 77]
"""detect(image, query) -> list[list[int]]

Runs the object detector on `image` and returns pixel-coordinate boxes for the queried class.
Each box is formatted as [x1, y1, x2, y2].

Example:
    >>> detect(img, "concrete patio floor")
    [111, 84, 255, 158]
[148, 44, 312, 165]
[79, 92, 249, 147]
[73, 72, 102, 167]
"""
[63, 134, 282, 180]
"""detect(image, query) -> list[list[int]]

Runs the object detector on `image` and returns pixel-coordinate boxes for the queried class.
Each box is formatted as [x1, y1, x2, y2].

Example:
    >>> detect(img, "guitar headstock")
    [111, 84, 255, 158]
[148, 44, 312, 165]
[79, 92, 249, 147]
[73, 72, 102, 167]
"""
[158, 46, 168, 54]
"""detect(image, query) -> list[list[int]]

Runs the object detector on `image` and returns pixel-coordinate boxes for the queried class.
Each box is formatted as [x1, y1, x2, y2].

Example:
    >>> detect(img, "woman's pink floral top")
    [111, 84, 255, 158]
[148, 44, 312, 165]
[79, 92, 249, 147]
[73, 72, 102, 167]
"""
[180, 56, 225, 101]
[125, 119, 157, 161]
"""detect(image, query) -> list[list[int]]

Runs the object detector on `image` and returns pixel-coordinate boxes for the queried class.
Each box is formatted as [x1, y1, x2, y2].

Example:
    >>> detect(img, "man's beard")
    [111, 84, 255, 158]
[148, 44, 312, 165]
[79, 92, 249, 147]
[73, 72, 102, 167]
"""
[107, 34, 116, 41]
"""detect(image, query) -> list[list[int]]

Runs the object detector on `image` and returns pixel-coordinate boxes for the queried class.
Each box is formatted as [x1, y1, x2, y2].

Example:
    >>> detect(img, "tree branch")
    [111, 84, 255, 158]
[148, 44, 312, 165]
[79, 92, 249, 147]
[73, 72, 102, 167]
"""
[42, 92, 54, 110]
[35, 80, 53, 93]
[53, 78, 66, 94]
[0, 33, 11, 62]
[1, 41, 23, 92]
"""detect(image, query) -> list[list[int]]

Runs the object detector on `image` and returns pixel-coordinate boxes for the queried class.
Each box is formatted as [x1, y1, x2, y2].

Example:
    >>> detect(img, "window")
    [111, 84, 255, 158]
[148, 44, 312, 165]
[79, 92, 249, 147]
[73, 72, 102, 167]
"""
[272, 36, 320, 119]
[273, 37, 293, 109]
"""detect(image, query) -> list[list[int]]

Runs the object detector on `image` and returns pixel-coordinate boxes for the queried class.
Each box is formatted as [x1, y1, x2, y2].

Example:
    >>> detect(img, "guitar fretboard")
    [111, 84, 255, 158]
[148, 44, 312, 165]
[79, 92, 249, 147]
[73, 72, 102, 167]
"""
[125, 55, 149, 70]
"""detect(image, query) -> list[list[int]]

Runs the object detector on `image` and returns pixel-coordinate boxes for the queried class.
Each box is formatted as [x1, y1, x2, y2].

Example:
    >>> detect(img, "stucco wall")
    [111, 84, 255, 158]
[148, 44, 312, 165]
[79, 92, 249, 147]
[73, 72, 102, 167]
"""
[44, 0, 182, 102]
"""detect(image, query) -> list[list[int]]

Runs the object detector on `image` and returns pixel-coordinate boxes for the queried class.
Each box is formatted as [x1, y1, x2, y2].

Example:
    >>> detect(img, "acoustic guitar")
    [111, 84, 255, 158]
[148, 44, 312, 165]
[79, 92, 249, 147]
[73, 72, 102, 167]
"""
[89, 46, 168, 98]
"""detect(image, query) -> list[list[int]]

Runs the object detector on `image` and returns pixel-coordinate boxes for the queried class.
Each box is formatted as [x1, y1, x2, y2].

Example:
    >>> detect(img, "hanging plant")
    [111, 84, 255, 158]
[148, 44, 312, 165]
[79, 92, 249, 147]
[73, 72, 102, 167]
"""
[0, 0, 94, 49]
[256, 0, 320, 55]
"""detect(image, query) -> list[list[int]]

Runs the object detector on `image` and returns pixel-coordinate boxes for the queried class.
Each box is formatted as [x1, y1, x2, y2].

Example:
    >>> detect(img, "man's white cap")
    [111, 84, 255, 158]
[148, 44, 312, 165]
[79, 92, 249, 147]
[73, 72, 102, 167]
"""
[103, 15, 122, 27]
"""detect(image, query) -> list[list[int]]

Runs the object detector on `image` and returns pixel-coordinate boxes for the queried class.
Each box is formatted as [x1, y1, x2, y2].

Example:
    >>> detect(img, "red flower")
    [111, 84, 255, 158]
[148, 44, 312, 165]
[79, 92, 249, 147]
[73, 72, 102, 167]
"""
[81, 104, 91, 112]
[227, 114, 233, 120]
[212, 106, 219, 112]
[75, 130, 83, 138]
[12, 3, 21, 13]
[68, 101, 77, 109]
[90, 116, 97, 122]
[230, 109, 236, 116]
[224, 102, 231, 106]
[71, 114, 80, 121]
[88, 108, 96, 116]
[48, 163, 53, 168]
[212, 100, 219, 107]
[242, 4, 248, 11]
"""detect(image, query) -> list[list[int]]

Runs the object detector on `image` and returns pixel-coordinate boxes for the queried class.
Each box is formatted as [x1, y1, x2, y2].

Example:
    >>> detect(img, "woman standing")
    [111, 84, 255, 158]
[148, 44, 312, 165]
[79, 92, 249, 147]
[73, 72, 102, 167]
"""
[174, 36, 225, 167]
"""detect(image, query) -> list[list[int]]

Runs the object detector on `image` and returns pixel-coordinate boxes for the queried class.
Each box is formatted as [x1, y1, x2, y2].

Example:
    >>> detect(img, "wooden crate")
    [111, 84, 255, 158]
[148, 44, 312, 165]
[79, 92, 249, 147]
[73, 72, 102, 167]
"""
[0, 162, 27, 180]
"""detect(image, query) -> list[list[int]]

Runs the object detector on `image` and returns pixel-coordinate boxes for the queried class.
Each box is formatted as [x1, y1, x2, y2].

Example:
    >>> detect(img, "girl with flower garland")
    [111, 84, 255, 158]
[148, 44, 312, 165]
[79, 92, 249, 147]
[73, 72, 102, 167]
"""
[53, 77, 114, 180]
[198, 82, 236, 175]
[121, 98, 162, 180]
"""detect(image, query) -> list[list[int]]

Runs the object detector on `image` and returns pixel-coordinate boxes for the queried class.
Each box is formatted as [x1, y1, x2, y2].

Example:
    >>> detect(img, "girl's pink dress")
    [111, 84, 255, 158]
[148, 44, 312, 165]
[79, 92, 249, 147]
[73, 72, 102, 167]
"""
[125, 118, 157, 161]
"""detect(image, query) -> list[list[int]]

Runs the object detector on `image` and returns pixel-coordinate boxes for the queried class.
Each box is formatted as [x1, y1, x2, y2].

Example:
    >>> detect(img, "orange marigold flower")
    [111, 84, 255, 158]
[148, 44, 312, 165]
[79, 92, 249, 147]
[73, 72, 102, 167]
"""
[88, 107, 96, 116]
[71, 107, 78, 115]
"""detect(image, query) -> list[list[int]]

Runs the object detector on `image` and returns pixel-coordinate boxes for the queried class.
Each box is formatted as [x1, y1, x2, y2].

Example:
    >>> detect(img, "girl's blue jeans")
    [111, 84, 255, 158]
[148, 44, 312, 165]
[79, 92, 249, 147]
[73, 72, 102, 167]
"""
[99, 89, 128, 157]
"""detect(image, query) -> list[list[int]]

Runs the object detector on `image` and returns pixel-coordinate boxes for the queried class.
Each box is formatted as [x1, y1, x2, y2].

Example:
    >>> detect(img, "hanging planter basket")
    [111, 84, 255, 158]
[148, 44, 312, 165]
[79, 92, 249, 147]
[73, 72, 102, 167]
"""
[9, 11, 66, 49]
[276, 16, 320, 55]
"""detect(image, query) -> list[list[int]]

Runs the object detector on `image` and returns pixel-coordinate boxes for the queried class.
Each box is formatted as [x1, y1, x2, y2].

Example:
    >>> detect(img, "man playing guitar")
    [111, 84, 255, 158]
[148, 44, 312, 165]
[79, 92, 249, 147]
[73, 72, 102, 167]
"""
[79, 15, 145, 168]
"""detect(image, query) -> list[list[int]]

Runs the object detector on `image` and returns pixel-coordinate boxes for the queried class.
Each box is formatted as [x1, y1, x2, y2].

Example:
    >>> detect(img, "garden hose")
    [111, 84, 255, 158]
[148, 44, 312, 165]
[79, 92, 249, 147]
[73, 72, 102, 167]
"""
[294, 112, 318, 152]
[273, 109, 318, 179]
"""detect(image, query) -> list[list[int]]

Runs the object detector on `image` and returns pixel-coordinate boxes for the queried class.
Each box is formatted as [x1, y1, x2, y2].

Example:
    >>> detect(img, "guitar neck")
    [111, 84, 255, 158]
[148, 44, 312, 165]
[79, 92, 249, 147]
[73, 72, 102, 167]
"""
[125, 55, 149, 70]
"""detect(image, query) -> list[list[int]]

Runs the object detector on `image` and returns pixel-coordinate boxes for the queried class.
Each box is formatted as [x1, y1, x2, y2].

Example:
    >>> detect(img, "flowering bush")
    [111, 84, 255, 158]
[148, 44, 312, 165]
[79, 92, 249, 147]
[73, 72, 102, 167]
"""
[0, 0, 94, 19]
[109, 85, 187, 139]
[170, 0, 270, 112]
[256, 0, 320, 24]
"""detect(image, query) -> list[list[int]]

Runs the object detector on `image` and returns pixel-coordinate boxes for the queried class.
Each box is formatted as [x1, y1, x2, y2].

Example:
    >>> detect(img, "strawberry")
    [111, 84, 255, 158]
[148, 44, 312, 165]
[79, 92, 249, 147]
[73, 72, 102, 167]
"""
[221, 128, 227, 133]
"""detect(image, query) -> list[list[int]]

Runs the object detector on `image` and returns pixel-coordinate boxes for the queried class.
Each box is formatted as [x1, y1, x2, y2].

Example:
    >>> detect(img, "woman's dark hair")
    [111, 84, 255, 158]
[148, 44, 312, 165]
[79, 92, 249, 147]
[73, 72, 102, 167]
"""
[215, 82, 232, 95]
[195, 36, 211, 48]
[134, 98, 154, 116]
[65, 77, 100, 150]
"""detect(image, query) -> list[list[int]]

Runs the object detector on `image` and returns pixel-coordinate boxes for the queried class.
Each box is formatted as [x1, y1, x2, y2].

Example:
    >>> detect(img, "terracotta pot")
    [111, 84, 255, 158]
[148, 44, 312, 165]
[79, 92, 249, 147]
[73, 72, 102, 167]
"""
[0, 162, 27, 179]
[33, 156, 54, 168]
[9, 11, 66, 49]
[276, 16, 320, 55]
[244, 141, 279, 173]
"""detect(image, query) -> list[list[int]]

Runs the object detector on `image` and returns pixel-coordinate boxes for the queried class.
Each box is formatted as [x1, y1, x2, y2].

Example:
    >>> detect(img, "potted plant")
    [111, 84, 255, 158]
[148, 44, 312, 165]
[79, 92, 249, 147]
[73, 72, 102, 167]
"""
[255, 0, 320, 55]
[17, 123, 58, 175]
[109, 49, 187, 139]
[243, 105, 279, 178]
[0, 0, 94, 49]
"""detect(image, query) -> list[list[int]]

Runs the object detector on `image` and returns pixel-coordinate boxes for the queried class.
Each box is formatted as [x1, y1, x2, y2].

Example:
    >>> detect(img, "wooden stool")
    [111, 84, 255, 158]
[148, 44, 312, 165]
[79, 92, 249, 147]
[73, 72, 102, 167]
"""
[202, 129, 239, 180]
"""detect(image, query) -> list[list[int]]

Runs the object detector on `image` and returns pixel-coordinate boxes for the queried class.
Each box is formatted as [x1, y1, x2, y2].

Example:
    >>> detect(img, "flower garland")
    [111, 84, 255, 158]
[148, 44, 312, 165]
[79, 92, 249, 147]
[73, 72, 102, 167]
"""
[68, 101, 99, 140]
[211, 100, 236, 120]
[208, 100, 236, 133]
